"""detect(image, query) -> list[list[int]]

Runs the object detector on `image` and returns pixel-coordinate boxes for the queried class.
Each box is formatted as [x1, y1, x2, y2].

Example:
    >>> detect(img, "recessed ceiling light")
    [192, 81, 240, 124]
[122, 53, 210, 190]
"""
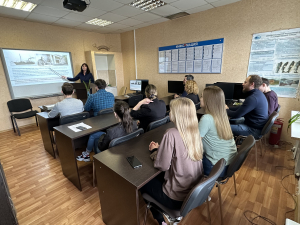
[0, 0, 36, 12]
[86, 18, 113, 27]
[129, 0, 166, 11]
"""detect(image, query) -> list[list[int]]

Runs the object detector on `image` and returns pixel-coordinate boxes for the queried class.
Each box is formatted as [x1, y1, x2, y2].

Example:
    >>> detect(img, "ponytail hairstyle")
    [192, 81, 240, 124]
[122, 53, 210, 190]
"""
[114, 101, 134, 134]
[145, 84, 157, 100]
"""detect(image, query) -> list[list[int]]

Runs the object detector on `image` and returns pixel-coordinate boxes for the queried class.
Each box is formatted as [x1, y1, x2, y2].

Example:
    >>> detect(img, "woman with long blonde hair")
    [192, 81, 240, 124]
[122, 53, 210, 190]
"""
[141, 98, 203, 225]
[199, 86, 237, 177]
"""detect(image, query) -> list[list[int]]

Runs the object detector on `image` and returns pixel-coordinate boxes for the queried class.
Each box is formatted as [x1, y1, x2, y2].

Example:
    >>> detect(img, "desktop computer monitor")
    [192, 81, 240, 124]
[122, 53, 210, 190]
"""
[233, 83, 248, 99]
[130, 80, 142, 91]
[205, 84, 214, 87]
[214, 82, 235, 100]
[168, 81, 184, 94]
[140, 79, 149, 92]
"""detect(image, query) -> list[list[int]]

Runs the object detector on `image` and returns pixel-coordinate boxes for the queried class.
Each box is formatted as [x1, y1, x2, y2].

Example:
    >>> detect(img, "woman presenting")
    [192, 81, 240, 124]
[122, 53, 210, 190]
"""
[62, 63, 94, 83]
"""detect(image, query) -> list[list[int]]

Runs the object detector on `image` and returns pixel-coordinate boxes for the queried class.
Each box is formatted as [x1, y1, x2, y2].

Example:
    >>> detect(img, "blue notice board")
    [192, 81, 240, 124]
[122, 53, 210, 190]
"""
[158, 38, 224, 74]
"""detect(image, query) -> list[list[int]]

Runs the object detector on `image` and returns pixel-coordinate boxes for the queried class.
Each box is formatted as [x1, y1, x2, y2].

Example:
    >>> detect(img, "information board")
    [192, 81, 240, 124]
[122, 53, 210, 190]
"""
[247, 28, 300, 98]
[158, 38, 224, 74]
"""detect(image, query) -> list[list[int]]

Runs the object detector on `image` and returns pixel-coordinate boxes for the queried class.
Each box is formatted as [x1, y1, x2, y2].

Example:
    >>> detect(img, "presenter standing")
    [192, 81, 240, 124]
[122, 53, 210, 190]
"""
[62, 63, 94, 83]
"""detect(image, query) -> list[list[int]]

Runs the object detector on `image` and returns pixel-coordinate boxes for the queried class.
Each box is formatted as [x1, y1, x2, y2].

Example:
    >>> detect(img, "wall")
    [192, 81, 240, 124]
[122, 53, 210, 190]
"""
[121, 0, 300, 143]
[0, 16, 121, 132]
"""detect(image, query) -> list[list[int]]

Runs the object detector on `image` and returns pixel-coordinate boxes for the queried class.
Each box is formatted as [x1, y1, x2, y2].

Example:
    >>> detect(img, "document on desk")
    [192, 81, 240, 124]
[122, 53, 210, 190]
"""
[68, 122, 92, 132]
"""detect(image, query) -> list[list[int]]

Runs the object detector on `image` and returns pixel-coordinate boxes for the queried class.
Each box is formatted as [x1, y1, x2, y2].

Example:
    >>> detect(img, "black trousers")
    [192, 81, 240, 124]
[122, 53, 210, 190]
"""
[140, 172, 183, 224]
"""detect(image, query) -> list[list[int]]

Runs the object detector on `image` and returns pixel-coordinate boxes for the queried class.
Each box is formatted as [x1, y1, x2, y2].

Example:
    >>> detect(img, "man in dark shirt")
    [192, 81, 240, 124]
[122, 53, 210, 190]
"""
[259, 77, 279, 116]
[226, 75, 268, 139]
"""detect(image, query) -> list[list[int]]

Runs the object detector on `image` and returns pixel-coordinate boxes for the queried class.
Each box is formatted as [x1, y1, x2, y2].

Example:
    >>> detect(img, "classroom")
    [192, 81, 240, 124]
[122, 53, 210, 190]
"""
[0, 0, 299, 224]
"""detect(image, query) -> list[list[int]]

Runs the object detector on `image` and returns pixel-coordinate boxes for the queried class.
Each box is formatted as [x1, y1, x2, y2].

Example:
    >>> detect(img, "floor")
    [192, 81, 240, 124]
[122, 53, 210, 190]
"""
[0, 124, 296, 225]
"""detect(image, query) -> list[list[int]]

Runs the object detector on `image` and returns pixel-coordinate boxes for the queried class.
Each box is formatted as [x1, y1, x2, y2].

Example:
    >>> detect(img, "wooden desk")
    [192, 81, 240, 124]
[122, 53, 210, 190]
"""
[160, 95, 173, 106]
[94, 122, 175, 225]
[115, 95, 129, 101]
[37, 112, 60, 158]
[54, 113, 119, 191]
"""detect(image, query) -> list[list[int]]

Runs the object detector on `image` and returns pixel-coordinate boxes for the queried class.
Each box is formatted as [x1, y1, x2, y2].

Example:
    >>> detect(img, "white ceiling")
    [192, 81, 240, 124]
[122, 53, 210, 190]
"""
[0, 0, 241, 34]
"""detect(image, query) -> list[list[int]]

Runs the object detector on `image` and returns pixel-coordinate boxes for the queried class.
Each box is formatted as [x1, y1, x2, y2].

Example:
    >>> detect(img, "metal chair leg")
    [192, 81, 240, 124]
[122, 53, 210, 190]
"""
[93, 159, 96, 188]
[217, 183, 224, 225]
[13, 117, 21, 136]
[255, 142, 258, 170]
[207, 196, 211, 225]
[233, 173, 237, 195]
[259, 139, 263, 156]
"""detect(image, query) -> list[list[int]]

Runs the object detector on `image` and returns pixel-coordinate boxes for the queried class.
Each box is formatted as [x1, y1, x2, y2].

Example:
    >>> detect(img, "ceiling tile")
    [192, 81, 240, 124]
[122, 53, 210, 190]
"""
[63, 13, 94, 22]
[26, 13, 59, 24]
[53, 18, 83, 27]
[99, 12, 128, 23]
[170, 0, 207, 11]
[150, 5, 181, 16]
[89, 0, 124, 11]
[111, 5, 144, 17]
[73, 7, 107, 17]
[32, 5, 69, 17]
[29, 0, 45, 4]
[114, 0, 133, 3]
[106, 23, 130, 29]
[186, 4, 214, 14]
[0, 7, 30, 19]
[205, 0, 221, 2]
[41, 0, 69, 11]
[211, 0, 241, 7]
[131, 12, 162, 22]
[163, 0, 180, 3]
[147, 17, 169, 24]
[118, 18, 144, 26]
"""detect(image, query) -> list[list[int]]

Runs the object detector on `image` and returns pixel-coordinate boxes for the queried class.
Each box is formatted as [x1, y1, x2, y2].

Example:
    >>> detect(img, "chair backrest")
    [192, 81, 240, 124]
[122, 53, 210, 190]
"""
[108, 128, 144, 148]
[98, 107, 114, 115]
[146, 116, 170, 132]
[224, 135, 255, 179]
[59, 112, 90, 125]
[276, 104, 281, 113]
[128, 94, 143, 108]
[7, 99, 32, 113]
[195, 102, 200, 110]
[180, 158, 226, 217]
[261, 111, 279, 136]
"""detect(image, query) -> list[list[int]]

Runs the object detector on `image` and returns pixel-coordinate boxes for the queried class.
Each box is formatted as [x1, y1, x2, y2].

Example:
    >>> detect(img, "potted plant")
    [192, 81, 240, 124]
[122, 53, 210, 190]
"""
[288, 111, 300, 131]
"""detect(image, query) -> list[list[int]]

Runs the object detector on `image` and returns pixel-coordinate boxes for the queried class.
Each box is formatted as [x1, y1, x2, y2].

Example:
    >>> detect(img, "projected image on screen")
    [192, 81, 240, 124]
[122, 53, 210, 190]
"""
[1, 48, 74, 99]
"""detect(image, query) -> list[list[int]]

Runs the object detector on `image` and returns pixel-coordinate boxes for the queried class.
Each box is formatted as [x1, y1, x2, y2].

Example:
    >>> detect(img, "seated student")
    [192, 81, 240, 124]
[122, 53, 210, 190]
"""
[130, 84, 166, 131]
[184, 80, 200, 104]
[174, 74, 194, 98]
[84, 79, 114, 116]
[48, 82, 83, 118]
[77, 101, 138, 161]
[199, 86, 237, 177]
[226, 75, 268, 139]
[259, 77, 279, 116]
[141, 97, 203, 225]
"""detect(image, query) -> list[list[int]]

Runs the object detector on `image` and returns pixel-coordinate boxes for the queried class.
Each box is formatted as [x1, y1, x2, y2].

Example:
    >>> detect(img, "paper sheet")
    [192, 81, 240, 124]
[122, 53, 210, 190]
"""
[68, 122, 92, 132]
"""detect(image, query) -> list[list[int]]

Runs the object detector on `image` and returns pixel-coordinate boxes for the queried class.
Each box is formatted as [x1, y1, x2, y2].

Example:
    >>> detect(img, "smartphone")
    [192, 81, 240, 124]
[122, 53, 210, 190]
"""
[76, 126, 87, 131]
[126, 156, 142, 169]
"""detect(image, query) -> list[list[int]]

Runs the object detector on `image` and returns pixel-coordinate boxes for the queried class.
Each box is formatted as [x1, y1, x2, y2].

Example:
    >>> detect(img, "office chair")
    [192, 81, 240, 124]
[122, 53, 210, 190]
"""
[142, 159, 226, 225]
[195, 102, 200, 110]
[93, 128, 144, 187]
[7, 98, 38, 136]
[146, 116, 170, 132]
[98, 107, 113, 115]
[59, 112, 90, 125]
[128, 94, 143, 108]
[236, 111, 278, 170]
[276, 104, 281, 113]
[215, 135, 255, 225]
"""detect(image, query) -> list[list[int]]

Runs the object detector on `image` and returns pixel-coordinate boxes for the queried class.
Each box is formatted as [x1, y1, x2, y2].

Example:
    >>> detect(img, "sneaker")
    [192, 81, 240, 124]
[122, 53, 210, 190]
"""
[77, 154, 90, 162]
[76, 151, 89, 160]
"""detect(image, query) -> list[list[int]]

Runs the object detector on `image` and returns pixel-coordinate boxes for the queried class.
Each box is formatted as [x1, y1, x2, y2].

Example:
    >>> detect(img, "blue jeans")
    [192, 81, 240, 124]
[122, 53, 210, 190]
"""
[86, 131, 105, 153]
[203, 155, 228, 178]
[230, 123, 262, 139]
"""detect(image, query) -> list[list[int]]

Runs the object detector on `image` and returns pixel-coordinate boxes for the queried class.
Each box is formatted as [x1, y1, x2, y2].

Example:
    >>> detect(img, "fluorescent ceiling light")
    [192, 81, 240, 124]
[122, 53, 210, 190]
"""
[129, 0, 166, 11]
[86, 18, 113, 27]
[0, 0, 36, 12]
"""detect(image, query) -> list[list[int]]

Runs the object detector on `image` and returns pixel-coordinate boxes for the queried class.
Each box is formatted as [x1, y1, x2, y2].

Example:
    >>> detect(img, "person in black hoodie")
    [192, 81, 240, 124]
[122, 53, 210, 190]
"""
[130, 84, 166, 131]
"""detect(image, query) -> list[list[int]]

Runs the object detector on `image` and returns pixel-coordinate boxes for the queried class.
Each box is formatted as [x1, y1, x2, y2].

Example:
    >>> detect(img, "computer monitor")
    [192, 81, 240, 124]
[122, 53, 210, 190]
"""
[140, 79, 149, 91]
[205, 84, 214, 87]
[233, 83, 248, 99]
[168, 81, 184, 94]
[130, 80, 142, 91]
[214, 82, 235, 100]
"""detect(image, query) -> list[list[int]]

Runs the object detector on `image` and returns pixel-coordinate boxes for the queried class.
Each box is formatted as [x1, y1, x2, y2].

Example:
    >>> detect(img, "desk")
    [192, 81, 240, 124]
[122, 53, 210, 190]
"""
[160, 95, 173, 106]
[54, 113, 119, 191]
[196, 108, 205, 121]
[94, 122, 175, 225]
[37, 112, 60, 158]
[115, 95, 129, 101]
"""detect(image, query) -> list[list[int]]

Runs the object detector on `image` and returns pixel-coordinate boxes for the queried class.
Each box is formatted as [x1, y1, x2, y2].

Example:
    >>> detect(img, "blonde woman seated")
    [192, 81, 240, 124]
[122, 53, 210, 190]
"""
[141, 98, 203, 225]
[183, 80, 200, 104]
[199, 86, 237, 177]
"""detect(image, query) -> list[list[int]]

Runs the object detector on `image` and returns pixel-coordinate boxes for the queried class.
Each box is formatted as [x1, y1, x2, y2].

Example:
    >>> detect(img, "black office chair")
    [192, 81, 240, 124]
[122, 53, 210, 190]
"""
[128, 94, 143, 108]
[59, 112, 90, 125]
[195, 102, 200, 110]
[146, 116, 170, 132]
[215, 135, 255, 225]
[236, 111, 279, 170]
[276, 104, 281, 113]
[142, 159, 226, 225]
[7, 98, 38, 136]
[93, 128, 144, 187]
[98, 107, 114, 115]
